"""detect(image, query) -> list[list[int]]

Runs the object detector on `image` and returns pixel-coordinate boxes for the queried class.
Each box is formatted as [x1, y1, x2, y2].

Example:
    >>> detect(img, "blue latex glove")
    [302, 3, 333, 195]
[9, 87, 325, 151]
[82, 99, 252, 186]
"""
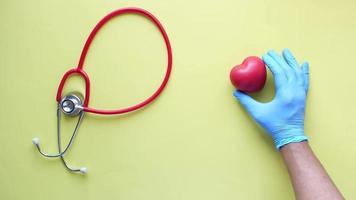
[234, 49, 309, 150]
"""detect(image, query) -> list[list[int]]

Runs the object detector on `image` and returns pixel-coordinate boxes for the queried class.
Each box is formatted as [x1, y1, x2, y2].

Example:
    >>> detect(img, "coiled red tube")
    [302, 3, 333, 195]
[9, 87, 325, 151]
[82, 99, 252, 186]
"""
[56, 7, 172, 115]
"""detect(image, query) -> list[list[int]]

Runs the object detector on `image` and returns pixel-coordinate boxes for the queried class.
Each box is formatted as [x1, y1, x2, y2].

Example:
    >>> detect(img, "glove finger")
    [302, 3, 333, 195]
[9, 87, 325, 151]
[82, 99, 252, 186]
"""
[268, 50, 296, 82]
[282, 49, 303, 85]
[301, 62, 309, 93]
[282, 48, 299, 70]
[262, 54, 287, 90]
[233, 90, 262, 115]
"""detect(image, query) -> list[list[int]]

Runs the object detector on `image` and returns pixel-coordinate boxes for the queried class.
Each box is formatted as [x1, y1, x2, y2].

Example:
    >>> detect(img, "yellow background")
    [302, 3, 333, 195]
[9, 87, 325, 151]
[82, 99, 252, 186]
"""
[1, 0, 355, 199]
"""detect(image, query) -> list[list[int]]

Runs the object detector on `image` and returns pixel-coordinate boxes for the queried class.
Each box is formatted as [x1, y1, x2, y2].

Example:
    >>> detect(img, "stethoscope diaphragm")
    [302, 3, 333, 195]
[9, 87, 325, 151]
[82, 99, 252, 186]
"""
[60, 94, 83, 116]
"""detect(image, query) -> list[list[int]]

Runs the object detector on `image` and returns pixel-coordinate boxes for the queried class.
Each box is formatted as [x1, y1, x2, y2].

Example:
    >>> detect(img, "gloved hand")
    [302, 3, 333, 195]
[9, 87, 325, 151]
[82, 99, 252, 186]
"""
[234, 49, 309, 150]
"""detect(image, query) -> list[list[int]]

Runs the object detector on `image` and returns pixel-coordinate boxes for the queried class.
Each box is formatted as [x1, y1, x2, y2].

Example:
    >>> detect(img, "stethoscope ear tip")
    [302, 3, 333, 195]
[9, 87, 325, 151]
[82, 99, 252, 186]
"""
[80, 167, 88, 174]
[32, 137, 40, 145]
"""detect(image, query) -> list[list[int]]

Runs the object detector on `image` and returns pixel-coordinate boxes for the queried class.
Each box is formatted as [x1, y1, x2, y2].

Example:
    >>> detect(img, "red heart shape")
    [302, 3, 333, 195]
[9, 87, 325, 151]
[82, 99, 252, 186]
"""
[230, 56, 266, 93]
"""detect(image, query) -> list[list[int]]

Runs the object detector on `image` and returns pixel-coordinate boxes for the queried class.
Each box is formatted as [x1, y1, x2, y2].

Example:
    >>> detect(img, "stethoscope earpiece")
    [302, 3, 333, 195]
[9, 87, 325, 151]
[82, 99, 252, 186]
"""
[32, 7, 172, 174]
[32, 137, 40, 145]
[80, 167, 88, 174]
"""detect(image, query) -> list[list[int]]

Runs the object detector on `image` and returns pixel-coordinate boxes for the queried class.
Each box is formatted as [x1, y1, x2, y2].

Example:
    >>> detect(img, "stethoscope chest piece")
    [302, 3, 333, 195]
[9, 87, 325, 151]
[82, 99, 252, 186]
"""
[60, 94, 83, 116]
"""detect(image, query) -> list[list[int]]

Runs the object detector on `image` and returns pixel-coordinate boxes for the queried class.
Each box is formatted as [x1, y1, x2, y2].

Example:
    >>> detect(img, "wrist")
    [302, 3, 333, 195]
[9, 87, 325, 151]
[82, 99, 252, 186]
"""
[280, 140, 310, 153]
[272, 129, 307, 150]
[274, 135, 308, 150]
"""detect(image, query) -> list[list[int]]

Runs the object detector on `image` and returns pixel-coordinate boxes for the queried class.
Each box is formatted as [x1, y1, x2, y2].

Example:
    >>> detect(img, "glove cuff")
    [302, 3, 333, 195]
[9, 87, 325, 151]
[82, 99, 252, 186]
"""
[274, 135, 308, 150]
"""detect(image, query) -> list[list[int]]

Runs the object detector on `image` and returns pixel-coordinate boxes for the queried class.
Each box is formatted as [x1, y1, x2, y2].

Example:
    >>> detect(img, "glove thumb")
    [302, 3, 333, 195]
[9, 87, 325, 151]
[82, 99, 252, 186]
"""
[233, 90, 261, 114]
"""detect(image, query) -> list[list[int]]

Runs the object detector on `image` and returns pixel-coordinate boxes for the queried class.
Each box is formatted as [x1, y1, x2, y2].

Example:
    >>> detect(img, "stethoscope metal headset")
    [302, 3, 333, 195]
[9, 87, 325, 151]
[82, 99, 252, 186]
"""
[32, 7, 172, 174]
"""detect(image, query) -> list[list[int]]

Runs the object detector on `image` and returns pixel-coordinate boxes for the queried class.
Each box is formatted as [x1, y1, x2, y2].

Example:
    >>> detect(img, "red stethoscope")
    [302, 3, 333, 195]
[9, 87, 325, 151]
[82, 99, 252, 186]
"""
[32, 7, 172, 174]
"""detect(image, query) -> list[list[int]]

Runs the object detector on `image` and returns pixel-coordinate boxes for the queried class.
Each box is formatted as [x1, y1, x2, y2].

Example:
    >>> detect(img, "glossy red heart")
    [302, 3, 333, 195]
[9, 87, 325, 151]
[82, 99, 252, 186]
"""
[230, 56, 266, 93]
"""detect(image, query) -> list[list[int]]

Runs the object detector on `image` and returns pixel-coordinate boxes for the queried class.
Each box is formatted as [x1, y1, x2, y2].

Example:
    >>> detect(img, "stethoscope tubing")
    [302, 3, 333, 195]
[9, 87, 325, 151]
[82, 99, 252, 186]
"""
[56, 7, 173, 115]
